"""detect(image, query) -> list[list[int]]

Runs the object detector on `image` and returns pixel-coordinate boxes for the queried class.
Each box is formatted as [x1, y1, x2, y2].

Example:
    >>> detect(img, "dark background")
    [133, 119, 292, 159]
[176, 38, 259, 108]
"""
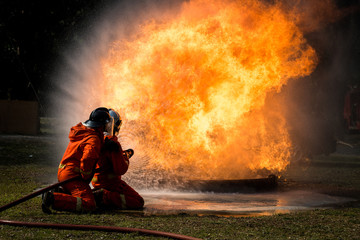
[0, 0, 118, 113]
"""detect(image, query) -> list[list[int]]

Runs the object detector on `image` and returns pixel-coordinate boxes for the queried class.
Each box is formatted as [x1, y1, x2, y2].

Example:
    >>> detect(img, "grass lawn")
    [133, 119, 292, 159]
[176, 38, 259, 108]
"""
[0, 134, 359, 240]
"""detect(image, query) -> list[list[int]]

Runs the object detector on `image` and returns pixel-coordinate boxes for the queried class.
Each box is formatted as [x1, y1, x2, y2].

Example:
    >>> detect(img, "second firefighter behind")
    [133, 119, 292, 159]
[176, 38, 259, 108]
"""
[92, 109, 144, 210]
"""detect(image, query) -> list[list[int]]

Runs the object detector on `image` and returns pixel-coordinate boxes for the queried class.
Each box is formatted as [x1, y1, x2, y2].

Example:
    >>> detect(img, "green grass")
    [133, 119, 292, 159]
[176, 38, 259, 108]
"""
[0, 135, 360, 240]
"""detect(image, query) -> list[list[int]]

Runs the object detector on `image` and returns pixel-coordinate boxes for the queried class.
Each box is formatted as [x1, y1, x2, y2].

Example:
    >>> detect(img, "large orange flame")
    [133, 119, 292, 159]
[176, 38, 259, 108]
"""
[99, 0, 318, 181]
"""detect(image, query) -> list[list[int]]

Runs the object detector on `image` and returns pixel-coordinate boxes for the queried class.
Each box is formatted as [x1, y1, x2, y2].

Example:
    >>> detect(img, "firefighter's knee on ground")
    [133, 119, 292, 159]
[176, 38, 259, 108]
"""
[81, 198, 97, 212]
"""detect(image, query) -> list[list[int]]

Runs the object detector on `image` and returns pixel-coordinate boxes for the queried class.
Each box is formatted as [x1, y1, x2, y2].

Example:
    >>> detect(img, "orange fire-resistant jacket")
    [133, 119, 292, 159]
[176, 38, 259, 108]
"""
[58, 123, 104, 183]
[91, 135, 129, 188]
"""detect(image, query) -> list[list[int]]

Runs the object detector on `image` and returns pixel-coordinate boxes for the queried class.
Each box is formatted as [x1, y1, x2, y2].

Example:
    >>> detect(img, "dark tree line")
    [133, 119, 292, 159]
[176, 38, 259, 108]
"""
[0, 0, 117, 110]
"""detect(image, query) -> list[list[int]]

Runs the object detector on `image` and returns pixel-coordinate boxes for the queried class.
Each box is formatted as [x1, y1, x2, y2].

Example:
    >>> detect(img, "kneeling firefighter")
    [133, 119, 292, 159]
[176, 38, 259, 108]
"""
[42, 107, 114, 213]
[92, 108, 144, 210]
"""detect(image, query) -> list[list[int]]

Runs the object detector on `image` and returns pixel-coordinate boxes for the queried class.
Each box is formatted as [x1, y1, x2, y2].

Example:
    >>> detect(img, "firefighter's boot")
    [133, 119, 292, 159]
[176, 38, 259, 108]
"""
[42, 191, 54, 214]
[93, 188, 104, 209]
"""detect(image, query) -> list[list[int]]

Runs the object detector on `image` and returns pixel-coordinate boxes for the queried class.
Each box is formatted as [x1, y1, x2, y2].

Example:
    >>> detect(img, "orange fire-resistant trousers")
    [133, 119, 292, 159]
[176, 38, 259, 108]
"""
[52, 180, 96, 212]
[95, 179, 144, 210]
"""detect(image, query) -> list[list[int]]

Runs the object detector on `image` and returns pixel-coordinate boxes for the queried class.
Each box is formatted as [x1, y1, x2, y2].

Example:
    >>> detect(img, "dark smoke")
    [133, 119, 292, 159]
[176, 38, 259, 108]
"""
[282, 1, 360, 158]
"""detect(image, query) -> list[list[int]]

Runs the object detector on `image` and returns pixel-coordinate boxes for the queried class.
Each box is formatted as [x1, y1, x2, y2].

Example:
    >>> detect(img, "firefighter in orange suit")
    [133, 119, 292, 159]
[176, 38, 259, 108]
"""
[41, 107, 114, 213]
[92, 109, 144, 210]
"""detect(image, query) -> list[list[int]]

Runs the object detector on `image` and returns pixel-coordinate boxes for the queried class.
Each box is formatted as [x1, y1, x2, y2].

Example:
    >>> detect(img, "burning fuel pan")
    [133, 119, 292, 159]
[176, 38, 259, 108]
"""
[180, 175, 278, 193]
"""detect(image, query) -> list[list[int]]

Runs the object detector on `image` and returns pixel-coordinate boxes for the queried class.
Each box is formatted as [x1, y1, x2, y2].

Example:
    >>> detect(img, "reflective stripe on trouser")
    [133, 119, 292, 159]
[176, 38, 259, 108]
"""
[101, 181, 144, 209]
[52, 180, 96, 212]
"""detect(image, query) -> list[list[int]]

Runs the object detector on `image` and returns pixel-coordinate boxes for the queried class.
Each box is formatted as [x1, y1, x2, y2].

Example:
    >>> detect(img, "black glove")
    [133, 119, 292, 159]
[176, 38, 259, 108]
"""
[103, 138, 120, 152]
[124, 149, 134, 159]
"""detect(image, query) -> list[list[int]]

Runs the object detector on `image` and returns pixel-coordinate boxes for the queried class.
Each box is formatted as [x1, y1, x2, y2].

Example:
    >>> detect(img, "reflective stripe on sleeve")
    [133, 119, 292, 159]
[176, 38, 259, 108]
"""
[80, 169, 92, 176]
[92, 176, 98, 183]
[59, 163, 66, 169]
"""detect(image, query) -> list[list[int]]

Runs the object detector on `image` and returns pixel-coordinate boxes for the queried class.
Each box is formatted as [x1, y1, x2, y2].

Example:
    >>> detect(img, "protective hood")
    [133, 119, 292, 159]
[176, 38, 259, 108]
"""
[69, 123, 103, 142]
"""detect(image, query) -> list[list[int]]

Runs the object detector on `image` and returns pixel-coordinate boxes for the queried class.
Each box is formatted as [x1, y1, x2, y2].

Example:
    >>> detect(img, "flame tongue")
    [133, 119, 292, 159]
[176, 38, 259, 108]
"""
[100, 0, 317, 180]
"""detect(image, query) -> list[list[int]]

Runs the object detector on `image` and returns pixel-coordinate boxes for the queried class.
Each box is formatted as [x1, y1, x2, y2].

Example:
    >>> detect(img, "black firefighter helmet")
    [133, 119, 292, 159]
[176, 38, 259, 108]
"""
[83, 107, 111, 128]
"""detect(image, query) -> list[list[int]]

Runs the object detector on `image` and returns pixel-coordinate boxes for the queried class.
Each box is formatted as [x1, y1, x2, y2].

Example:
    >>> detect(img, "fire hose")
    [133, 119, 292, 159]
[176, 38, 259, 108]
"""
[0, 176, 202, 240]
